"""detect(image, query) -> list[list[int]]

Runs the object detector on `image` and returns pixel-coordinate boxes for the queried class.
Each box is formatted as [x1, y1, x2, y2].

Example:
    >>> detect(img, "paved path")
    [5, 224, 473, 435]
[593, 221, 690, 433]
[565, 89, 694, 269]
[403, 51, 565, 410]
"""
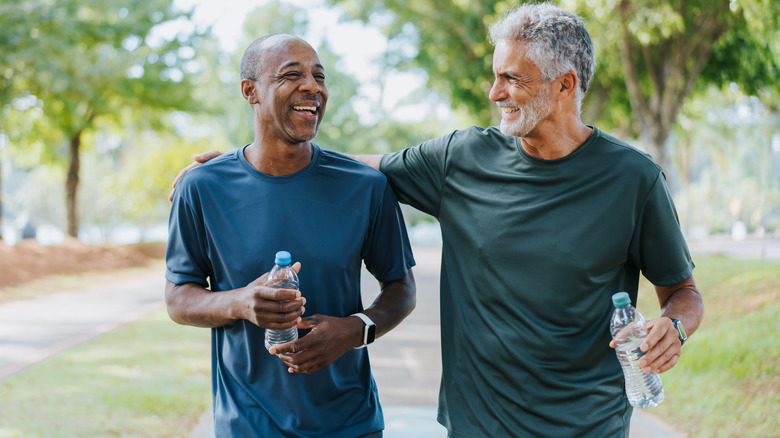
[0, 273, 164, 379]
[3, 236, 775, 436]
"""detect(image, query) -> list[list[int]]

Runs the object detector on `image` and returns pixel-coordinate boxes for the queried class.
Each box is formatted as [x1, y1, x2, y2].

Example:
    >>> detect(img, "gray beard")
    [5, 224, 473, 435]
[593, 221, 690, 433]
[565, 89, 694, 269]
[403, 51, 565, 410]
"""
[498, 86, 553, 137]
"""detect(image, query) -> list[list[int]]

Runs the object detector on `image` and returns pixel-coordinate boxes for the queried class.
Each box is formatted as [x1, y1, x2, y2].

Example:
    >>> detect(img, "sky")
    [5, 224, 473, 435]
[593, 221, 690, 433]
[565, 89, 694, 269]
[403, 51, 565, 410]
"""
[172, 0, 449, 122]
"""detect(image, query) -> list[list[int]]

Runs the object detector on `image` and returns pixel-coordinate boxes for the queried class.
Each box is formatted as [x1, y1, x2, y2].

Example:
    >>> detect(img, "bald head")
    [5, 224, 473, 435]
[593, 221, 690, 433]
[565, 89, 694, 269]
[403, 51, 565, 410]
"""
[240, 33, 314, 81]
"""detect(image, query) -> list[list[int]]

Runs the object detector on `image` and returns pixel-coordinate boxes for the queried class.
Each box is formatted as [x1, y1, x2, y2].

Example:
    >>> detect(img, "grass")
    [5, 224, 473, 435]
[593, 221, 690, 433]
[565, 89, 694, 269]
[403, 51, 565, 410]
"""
[635, 255, 780, 438]
[0, 255, 776, 437]
[0, 309, 211, 438]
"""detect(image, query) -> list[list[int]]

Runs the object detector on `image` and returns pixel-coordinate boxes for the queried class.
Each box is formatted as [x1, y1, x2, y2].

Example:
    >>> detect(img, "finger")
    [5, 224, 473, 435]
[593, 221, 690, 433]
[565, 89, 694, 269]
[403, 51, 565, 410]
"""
[297, 316, 319, 329]
[292, 262, 302, 273]
[168, 188, 175, 202]
[172, 161, 201, 189]
[269, 339, 304, 355]
[262, 316, 302, 330]
[638, 337, 676, 373]
[639, 320, 666, 352]
[253, 285, 302, 302]
[195, 149, 223, 162]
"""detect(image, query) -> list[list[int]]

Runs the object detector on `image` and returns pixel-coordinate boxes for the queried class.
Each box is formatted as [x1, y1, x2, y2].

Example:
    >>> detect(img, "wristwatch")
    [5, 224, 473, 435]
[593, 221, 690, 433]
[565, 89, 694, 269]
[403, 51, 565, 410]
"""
[669, 318, 688, 346]
[351, 312, 376, 349]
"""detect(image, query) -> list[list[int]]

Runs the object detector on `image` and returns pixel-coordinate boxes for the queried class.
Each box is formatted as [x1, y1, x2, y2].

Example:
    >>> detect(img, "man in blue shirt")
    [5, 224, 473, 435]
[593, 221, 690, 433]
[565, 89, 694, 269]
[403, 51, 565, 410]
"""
[165, 34, 416, 437]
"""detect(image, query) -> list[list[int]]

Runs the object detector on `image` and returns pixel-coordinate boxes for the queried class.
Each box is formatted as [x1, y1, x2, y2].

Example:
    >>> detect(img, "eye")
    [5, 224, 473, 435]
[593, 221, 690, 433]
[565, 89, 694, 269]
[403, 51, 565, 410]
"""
[284, 72, 301, 79]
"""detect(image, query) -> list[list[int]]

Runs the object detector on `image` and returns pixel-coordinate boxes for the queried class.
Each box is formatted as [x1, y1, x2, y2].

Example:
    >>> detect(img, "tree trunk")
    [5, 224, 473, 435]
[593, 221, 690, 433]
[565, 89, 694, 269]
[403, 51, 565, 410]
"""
[66, 130, 82, 238]
[616, 0, 732, 177]
[640, 119, 671, 172]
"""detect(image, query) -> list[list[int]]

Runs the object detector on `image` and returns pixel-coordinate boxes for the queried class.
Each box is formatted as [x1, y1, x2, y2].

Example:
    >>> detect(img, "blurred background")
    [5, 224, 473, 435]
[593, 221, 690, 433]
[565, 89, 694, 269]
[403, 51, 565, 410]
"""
[0, 1, 778, 437]
[1, 0, 779, 245]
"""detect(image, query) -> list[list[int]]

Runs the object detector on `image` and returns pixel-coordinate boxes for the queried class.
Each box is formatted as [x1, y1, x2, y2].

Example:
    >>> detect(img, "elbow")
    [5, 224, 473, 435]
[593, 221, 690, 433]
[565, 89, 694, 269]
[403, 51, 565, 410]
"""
[164, 281, 188, 325]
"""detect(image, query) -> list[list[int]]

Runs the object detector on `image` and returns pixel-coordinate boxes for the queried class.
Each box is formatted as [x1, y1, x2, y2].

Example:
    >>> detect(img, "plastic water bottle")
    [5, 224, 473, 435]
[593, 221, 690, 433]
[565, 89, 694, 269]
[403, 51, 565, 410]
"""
[264, 251, 299, 351]
[610, 292, 665, 409]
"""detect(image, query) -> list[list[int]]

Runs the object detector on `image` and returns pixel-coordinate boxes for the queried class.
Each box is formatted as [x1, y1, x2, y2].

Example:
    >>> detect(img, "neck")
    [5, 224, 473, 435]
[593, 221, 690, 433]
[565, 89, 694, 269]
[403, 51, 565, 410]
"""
[520, 119, 593, 160]
[244, 140, 313, 176]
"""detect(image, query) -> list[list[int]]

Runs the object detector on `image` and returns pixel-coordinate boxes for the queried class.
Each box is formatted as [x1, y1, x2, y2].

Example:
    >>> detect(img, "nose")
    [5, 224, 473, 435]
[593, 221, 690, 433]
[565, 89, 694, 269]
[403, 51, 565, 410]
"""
[488, 78, 504, 102]
[299, 74, 321, 94]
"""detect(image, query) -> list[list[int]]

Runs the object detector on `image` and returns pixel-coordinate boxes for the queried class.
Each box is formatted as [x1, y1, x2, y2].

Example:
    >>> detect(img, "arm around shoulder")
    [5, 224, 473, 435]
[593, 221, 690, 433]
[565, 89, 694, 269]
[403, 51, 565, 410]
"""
[344, 153, 385, 171]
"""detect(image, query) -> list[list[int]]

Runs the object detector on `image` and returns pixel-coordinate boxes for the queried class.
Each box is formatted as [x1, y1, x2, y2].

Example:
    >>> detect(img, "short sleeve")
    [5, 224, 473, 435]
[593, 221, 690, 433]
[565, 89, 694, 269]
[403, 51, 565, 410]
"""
[361, 181, 416, 283]
[379, 132, 453, 217]
[629, 172, 695, 286]
[165, 188, 212, 288]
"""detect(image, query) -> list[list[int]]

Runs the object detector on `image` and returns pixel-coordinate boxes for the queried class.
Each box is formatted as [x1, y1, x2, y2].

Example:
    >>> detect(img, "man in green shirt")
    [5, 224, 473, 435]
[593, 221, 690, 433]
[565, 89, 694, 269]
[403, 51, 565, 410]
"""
[356, 4, 703, 436]
[173, 4, 703, 437]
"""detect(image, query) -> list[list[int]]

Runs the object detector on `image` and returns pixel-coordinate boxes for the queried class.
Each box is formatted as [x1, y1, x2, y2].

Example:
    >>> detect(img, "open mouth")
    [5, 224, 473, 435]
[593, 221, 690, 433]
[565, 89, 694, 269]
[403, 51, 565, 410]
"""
[292, 105, 317, 116]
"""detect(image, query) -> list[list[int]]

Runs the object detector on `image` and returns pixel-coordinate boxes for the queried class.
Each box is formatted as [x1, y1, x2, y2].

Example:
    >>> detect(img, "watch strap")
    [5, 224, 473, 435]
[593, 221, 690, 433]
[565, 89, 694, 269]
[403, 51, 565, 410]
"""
[669, 318, 687, 345]
[351, 312, 376, 349]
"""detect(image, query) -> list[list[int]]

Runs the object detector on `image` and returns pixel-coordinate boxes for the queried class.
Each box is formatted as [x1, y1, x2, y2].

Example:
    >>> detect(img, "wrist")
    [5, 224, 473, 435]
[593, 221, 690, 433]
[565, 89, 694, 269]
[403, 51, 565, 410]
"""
[668, 317, 688, 345]
[350, 312, 377, 349]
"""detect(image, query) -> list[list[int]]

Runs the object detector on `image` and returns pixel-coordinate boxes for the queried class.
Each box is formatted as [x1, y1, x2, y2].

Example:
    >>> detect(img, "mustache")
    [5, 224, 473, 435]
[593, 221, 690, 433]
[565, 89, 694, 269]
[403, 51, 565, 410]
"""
[292, 94, 322, 107]
[495, 100, 520, 108]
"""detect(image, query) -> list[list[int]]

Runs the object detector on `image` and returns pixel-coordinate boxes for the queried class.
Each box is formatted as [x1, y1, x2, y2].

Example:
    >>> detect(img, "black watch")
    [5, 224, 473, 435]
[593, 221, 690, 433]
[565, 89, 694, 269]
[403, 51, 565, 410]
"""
[669, 318, 687, 346]
[351, 312, 376, 349]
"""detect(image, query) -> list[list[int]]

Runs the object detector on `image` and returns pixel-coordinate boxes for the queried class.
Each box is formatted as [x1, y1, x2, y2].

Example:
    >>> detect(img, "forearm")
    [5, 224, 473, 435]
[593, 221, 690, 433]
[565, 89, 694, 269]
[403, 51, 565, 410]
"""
[165, 280, 242, 328]
[657, 277, 704, 338]
[344, 153, 385, 171]
[363, 269, 416, 339]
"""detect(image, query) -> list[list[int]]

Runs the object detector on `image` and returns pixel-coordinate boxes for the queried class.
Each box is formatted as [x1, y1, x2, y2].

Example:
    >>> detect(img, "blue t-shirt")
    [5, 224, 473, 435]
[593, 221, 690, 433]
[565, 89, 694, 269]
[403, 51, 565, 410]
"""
[166, 144, 415, 438]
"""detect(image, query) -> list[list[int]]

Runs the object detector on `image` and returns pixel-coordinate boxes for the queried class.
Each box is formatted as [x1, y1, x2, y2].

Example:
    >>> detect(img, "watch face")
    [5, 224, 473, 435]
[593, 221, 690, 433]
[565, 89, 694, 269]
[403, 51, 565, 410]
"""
[675, 320, 687, 340]
[366, 324, 377, 344]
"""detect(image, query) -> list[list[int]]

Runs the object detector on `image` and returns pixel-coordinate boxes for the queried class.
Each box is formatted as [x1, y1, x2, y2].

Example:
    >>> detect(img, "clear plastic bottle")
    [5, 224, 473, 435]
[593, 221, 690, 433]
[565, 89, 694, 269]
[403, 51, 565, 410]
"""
[264, 251, 299, 351]
[610, 291, 665, 409]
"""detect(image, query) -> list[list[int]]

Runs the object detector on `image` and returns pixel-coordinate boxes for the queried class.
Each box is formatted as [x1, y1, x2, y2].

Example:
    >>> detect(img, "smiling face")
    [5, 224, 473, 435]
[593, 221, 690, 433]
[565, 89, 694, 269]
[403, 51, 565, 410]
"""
[248, 36, 328, 145]
[489, 39, 555, 138]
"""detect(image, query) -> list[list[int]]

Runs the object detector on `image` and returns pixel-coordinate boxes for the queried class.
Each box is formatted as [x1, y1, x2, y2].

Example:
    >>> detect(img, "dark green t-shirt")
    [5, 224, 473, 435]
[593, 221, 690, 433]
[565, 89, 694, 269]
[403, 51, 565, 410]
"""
[380, 126, 694, 437]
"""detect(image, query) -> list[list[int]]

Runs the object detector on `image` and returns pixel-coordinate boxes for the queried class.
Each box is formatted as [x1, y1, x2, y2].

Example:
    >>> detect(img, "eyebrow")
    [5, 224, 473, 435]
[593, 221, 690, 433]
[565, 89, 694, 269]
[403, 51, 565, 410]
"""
[281, 62, 325, 70]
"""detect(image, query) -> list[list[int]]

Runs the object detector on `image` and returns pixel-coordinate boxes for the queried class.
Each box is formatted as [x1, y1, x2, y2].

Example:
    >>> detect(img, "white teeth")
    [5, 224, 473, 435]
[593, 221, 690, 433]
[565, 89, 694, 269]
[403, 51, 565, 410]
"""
[293, 106, 317, 112]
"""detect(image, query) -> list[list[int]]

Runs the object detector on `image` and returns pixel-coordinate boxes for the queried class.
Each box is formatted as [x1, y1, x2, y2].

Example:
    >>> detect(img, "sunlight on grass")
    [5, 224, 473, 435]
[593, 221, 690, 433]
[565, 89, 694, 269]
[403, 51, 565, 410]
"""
[636, 256, 780, 438]
[0, 309, 211, 438]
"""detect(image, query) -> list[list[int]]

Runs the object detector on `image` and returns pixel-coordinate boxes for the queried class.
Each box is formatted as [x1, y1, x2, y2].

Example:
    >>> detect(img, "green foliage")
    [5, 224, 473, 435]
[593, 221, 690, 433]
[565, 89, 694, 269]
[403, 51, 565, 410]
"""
[324, 0, 780, 172]
[0, 309, 211, 437]
[0, 0, 207, 237]
[325, 0, 511, 127]
[636, 256, 780, 437]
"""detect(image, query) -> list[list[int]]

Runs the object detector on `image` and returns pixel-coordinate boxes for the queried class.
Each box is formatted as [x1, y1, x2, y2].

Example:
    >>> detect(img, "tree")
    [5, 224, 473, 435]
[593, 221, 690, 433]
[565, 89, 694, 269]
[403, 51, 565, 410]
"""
[574, 0, 780, 170]
[325, 0, 780, 172]
[2, 0, 204, 238]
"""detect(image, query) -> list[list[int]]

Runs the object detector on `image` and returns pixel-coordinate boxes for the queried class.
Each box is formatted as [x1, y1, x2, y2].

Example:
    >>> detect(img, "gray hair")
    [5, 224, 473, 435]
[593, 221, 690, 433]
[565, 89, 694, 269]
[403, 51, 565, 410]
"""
[240, 33, 296, 81]
[488, 2, 595, 110]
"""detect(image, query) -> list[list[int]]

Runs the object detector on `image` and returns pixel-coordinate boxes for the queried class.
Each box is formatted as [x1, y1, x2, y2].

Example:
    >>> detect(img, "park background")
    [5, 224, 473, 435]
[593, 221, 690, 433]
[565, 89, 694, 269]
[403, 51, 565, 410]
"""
[0, 0, 778, 437]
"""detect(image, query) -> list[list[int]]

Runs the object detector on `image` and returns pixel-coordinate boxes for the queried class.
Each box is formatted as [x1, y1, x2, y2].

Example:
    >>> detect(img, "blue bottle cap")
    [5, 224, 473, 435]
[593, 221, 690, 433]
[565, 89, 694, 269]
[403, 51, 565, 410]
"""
[612, 292, 631, 307]
[275, 251, 292, 265]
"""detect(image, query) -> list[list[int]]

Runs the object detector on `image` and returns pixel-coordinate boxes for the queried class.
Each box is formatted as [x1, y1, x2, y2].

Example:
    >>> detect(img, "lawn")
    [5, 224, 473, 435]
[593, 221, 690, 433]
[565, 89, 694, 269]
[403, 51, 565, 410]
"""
[0, 309, 211, 438]
[636, 255, 780, 438]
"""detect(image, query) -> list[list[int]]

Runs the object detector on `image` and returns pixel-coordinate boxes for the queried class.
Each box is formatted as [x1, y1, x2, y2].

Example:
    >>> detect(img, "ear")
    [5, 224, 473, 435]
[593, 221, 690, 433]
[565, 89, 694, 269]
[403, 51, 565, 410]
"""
[241, 79, 259, 104]
[555, 71, 578, 103]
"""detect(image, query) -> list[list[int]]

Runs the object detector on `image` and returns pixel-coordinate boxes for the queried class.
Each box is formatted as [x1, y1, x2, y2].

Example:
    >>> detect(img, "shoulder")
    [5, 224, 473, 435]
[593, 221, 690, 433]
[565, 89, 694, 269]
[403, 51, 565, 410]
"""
[176, 149, 241, 194]
[317, 147, 389, 185]
[590, 128, 663, 178]
[429, 125, 513, 148]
